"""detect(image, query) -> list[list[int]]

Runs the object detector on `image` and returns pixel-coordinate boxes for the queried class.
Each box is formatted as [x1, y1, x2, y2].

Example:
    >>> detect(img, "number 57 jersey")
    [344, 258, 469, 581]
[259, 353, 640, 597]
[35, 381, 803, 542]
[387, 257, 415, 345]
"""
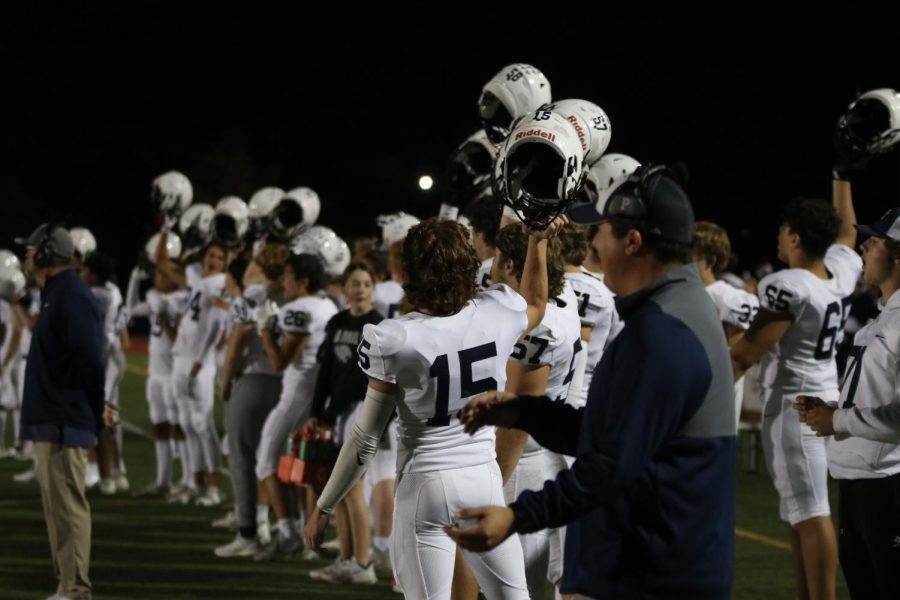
[358, 284, 528, 474]
[757, 244, 862, 393]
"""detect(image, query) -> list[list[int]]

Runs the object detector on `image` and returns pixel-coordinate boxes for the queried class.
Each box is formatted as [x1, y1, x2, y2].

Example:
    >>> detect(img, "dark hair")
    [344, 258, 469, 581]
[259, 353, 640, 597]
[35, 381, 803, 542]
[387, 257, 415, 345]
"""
[402, 218, 479, 315]
[227, 257, 249, 290]
[363, 249, 389, 279]
[495, 223, 566, 298]
[464, 194, 503, 247]
[781, 197, 840, 259]
[203, 241, 228, 260]
[253, 243, 290, 281]
[886, 238, 900, 263]
[84, 252, 114, 285]
[285, 253, 327, 293]
[558, 223, 589, 266]
[610, 221, 693, 264]
[693, 221, 732, 274]
[341, 261, 375, 285]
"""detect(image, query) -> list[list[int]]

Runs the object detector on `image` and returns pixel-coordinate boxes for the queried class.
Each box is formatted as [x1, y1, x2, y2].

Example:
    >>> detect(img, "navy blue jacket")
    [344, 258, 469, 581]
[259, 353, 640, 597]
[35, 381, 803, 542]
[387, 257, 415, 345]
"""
[510, 263, 736, 599]
[20, 268, 106, 447]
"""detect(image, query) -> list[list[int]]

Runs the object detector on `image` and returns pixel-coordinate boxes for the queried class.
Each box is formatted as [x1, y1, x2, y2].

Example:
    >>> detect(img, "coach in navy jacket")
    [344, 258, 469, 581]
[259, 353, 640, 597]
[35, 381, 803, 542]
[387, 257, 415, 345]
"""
[450, 169, 736, 599]
[17, 223, 107, 600]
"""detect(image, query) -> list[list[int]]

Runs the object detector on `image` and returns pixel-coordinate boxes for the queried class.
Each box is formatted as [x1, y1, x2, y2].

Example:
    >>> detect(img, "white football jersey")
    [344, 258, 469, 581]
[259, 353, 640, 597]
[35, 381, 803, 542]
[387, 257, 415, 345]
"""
[359, 284, 528, 474]
[373, 280, 404, 319]
[276, 295, 337, 379]
[0, 300, 11, 359]
[184, 262, 203, 290]
[757, 244, 862, 393]
[565, 268, 616, 375]
[510, 299, 583, 454]
[103, 281, 125, 349]
[231, 285, 280, 376]
[706, 280, 759, 331]
[144, 289, 178, 377]
[476, 258, 493, 291]
[172, 273, 227, 363]
[827, 290, 900, 479]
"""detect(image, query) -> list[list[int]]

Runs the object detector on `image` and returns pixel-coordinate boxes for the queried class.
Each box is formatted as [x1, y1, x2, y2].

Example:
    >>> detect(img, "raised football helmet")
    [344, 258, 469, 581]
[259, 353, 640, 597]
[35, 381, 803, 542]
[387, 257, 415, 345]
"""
[478, 64, 552, 144]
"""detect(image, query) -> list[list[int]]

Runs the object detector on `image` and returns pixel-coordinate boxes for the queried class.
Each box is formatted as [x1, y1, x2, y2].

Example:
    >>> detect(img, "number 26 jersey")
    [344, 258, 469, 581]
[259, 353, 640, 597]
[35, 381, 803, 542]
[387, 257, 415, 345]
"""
[757, 244, 862, 393]
[358, 284, 528, 474]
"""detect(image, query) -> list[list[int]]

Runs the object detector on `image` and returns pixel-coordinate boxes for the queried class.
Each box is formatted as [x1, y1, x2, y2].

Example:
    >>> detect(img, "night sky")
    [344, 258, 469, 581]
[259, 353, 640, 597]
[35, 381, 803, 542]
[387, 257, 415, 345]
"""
[2, 8, 899, 280]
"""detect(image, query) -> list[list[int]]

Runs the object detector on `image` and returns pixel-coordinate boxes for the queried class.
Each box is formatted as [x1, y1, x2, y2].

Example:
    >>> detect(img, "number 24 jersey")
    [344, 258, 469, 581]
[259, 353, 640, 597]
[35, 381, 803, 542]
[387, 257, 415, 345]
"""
[358, 284, 528, 474]
[757, 244, 862, 393]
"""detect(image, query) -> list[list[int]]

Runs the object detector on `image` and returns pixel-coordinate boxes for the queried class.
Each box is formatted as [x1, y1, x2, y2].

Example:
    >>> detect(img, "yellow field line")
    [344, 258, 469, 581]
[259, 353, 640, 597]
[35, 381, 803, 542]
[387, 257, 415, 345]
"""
[126, 359, 790, 552]
[735, 528, 791, 551]
[125, 363, 148, 377]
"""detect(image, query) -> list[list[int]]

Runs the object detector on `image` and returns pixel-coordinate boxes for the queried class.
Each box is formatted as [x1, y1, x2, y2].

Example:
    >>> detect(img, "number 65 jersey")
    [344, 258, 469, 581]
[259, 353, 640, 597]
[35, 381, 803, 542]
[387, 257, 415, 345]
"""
[757, 244, 862, 393]
[358, 284, 528, 474]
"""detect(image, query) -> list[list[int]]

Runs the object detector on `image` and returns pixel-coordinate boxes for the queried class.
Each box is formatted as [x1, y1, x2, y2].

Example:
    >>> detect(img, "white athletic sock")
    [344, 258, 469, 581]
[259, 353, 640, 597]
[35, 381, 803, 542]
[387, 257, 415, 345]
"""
[178, 440, 192, 487]
[199, 428, 222, 472]
[114, 425, 125, 473]
[256, 505, 269, 524]
[276, 518, 297, 540]
[12, 409, 20, 440]
[86, 462, 100, 487]
[154, 440, 173, 487]
[373, 536, 390, 553]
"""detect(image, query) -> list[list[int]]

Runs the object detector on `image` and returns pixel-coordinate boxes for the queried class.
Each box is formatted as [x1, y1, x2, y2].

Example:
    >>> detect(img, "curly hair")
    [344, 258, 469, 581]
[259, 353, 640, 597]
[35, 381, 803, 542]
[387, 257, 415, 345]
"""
[558, 223, 589, 267]
[402, 218, 479, 315]
[782, 197, 840, 259]
[495, 223, 565, 298]
[253, 243, 290, 281]
[693, 221, 732, 274]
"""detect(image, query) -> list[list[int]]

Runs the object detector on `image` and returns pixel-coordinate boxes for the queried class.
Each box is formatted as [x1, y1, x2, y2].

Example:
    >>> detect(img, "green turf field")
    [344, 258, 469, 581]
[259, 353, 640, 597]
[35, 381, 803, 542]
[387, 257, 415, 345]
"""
[0, 354, 850, 599]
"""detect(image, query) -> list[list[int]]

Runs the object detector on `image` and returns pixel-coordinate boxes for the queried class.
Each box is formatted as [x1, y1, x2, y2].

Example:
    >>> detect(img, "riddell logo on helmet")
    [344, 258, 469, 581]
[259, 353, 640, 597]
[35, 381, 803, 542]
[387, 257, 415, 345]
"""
[566, 115, 588, 152]
[514, 129, 556, 143]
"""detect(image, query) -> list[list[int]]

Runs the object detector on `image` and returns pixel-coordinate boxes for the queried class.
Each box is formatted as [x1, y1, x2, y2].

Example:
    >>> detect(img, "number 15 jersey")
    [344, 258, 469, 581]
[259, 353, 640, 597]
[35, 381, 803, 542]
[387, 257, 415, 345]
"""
[358, 284, 528, 474]
[757, 244, 862, 393]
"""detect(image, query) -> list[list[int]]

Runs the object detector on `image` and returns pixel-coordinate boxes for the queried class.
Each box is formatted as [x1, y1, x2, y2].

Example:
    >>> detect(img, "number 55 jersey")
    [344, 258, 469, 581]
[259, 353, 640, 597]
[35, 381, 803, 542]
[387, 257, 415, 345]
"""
[757, 244, 862, 393]
[358, 284, 528, 474]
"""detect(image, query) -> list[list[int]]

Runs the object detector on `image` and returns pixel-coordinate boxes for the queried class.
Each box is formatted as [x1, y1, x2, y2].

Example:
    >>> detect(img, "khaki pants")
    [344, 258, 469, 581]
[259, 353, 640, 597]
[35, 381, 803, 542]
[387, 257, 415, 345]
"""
[34, 441, 92, 600]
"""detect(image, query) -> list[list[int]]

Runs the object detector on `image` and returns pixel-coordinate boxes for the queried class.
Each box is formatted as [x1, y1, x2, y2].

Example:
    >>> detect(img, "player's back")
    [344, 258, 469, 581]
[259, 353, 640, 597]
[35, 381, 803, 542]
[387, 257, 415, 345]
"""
[279, 295, 338, 376]
[359, 284, 527, 474]
[705, 280, 758, 330]
[758, 244, 862, 392]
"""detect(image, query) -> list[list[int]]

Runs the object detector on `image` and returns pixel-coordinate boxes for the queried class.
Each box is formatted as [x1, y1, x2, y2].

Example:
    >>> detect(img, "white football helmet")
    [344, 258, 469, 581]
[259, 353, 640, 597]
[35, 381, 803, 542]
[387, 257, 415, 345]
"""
[211, 196, 250, 247]
[291, 226, 351, 277]
[446, 130, 498, 203]
[248, 187, 284, 219]
[542, 99, 612, 165]
[69, 227, 97, 260]
[178, 203, 215, 250]
[496, 110, 586, 229]
[269, 187, 320, 240]
[836, 88, 900, 157]
[151, 171, 193, 218]
[582, 153, 641, 207]
[0, 250, 21, 271]
[144, 232, 183, 264]
[0, 266, 26, 302]
[378, 212, 421, 247]
[478, 64, 552, 144]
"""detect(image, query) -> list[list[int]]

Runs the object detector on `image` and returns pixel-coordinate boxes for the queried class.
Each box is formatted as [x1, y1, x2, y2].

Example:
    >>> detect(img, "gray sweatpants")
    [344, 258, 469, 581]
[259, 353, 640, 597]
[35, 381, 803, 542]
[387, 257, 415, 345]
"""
[224, 373, 282, 533]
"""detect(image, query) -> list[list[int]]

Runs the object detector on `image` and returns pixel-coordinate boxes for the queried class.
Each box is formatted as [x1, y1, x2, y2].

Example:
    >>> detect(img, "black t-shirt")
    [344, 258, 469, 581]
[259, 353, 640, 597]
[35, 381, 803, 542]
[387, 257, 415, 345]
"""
[311, 308, 383, 425]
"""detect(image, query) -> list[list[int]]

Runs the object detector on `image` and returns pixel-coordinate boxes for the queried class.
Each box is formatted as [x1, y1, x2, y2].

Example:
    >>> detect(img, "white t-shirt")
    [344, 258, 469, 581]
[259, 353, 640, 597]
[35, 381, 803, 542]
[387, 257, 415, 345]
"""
[827, 290, 900, 479]
[372, 280, 404, 319]
[706, 280, 759, 331]
[231, 285, 280, 376]
[757, 244, 862, 393]
[359, 285, 528, 474]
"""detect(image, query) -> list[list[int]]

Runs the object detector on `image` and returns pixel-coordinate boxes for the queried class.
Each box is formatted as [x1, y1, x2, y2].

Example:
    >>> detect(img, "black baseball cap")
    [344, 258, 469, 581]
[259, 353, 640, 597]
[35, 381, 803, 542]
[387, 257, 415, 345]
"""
[568, 169, 695, 245]
[855, 207, 900, 242]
